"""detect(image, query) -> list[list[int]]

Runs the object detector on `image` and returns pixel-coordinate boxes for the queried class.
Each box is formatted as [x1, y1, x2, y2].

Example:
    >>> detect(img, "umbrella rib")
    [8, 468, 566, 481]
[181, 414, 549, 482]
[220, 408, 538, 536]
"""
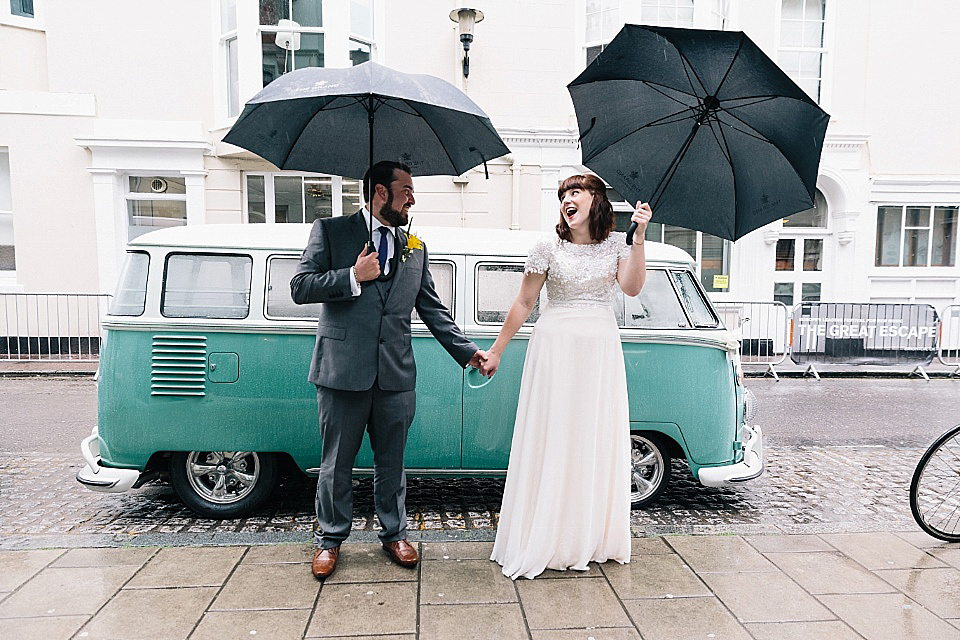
[581, 105, 696, 164]
[678, 54, 707, 98]
[720, 96, 779, 110]
[573, 78, 699, 100]
[643, 81, 701, 110]
[402, 100, 460, 174]
[711, 34, 747, 98]
[277, 97, 347, 169]
[707, 114, 734, 169]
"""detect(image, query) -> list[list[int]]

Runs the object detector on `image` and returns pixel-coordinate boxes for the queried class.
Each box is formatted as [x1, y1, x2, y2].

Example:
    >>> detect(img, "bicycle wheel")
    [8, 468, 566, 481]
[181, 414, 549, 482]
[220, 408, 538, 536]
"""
[910, 424, 960, 542]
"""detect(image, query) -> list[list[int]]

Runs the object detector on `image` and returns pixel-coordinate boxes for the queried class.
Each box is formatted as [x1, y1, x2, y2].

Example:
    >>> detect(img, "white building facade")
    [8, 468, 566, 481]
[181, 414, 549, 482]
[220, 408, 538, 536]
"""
[1, 0, 958, 311]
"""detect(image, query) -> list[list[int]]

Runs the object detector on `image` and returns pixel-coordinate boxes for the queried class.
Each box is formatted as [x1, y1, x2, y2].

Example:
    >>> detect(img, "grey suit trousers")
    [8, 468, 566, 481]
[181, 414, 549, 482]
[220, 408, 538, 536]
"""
[314, 383, 416, 549]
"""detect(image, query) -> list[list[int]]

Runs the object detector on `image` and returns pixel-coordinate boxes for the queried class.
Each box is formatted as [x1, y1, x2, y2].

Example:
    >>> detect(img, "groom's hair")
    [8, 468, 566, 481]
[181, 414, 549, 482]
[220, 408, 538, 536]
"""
[363, 160, 413, 203]
[555, 174, 615, 243]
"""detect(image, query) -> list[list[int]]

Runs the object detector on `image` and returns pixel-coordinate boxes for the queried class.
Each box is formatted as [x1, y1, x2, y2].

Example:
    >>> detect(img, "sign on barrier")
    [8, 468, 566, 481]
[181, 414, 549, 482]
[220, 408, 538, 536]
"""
[791, 303, 939, 365]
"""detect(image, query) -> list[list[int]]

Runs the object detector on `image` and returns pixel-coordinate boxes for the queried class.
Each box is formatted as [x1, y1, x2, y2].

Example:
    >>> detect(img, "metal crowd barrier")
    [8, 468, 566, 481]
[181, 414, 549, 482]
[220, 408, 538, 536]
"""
[939, 304, 960, 374]
[714, 301, 790, 379]
[0, 293, 111, 361]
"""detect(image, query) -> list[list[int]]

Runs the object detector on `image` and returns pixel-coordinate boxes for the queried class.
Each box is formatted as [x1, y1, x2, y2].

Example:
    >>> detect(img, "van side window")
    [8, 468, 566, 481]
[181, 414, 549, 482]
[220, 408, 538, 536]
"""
[412, 261, 455, 324]
[109, 251, 149, 316]
[619, 269, 690, 329]
[266, 256, 321, 319]
[671, 270, 719, 328]
[162, 253, 252, 319]
[476, 263, 541, 325]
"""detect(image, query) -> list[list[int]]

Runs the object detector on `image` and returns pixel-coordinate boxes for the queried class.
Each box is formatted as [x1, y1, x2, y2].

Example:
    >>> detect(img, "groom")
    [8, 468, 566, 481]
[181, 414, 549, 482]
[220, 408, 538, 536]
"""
[291, 160, 484, 579]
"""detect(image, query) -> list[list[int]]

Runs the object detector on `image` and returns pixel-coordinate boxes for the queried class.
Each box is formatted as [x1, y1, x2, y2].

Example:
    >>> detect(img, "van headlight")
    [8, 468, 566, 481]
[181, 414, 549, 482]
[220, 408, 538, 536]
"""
[742, 387, 757, 425]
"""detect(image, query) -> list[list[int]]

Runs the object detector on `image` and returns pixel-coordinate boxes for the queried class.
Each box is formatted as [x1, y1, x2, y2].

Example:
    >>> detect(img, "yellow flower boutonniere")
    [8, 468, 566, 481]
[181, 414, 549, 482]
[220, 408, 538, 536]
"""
[401, 225, 423, 262]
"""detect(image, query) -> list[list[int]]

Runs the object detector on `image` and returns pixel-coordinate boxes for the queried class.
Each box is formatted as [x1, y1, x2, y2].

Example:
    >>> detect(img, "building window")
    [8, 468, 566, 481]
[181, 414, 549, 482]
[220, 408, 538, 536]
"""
[245, 173, 363, 224]
[0, 150, 14, 272]
[876, 205, 958, 268]
[783, 190, 827, 228]
[127, 176, 187, 241]
[260, 0, 325, 87]
[640, 0, 694, 27]
[778, 0, 826, 101]
[10, 0, 33, 18]
[585, 0, 620, 65]
[221, 0, 240, 117]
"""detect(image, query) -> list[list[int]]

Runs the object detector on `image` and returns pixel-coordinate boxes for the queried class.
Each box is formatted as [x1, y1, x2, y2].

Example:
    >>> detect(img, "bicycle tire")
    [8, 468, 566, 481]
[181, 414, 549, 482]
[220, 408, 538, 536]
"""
[910, 423, 960, 543]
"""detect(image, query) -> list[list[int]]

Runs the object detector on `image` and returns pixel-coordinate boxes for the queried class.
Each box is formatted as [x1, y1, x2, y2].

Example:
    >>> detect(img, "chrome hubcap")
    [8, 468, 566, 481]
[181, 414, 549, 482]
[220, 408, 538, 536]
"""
[185, 451, 260, 505]
[630, 435, 664, 503]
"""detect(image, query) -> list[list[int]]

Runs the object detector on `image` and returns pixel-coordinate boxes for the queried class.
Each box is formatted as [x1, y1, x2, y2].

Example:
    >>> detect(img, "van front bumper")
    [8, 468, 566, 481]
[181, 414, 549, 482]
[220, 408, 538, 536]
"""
[697, 424, 764, 487]
[76, 427, 142, 492]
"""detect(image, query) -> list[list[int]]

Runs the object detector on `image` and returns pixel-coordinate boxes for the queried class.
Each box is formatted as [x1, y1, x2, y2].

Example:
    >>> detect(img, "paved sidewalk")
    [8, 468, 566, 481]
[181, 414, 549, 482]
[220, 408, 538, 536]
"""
[2, 531, 959, 640]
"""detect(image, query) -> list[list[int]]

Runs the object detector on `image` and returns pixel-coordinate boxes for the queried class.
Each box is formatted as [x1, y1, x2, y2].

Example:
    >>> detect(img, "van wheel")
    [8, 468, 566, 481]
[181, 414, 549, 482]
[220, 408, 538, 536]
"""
[170, 451, 277, 519]
[630, 433, 671, 508]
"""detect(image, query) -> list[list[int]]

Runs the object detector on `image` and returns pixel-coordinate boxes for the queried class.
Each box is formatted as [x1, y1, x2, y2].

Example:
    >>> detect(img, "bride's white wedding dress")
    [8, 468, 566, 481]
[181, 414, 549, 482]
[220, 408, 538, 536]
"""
[491, 232, 632, 580]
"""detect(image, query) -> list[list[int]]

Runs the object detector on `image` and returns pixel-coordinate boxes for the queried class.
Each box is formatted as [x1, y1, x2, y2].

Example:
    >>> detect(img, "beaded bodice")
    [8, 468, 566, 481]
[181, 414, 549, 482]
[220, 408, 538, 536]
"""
[524, 232, 630, 308]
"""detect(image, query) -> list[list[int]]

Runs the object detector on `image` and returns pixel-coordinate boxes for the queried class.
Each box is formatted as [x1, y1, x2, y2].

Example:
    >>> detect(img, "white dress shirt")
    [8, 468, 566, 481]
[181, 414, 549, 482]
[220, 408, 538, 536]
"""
[350, 208, 396, 295]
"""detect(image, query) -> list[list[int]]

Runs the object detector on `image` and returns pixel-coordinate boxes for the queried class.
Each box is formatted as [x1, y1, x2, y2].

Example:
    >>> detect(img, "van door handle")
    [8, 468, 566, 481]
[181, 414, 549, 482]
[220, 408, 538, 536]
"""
[466, 367, 494, 389]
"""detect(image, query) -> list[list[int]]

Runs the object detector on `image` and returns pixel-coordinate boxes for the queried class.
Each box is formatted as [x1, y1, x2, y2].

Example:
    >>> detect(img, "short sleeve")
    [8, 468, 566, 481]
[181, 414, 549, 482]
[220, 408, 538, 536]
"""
[613, 231, 631, 261]
[524, 237, 553, 275]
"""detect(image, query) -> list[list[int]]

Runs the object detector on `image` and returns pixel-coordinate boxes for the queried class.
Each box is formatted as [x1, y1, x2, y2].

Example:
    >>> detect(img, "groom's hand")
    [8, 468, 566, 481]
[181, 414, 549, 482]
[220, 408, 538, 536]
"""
[467, 350, 486, 370]
[355, 245, 381, 282]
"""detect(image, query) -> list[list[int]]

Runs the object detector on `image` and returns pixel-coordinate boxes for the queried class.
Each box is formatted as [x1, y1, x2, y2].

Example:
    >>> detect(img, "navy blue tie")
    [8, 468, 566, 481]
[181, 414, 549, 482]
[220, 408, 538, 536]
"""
[377, 227, 389, 275]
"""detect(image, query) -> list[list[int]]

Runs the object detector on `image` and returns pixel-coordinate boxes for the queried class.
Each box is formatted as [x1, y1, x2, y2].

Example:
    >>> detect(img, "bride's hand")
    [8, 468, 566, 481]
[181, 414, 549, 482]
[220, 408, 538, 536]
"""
[479, 351, 500, 377]
[632, 201, 652, 236]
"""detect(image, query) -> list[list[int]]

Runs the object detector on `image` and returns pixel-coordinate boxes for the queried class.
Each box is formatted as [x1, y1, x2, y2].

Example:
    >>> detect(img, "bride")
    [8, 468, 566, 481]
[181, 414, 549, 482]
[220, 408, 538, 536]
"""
[480, 174, 651, 579]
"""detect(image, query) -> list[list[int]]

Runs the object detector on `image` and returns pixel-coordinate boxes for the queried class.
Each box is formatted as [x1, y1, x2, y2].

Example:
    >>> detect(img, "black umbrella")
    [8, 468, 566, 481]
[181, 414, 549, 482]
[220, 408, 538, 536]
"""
[223, 61, 510, 241]
[568, 24, 830, 243]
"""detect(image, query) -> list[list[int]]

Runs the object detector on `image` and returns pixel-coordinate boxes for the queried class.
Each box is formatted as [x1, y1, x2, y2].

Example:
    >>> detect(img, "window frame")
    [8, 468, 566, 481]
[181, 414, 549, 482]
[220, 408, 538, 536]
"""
[125, 175, 189, 241]
[218, 2, 379, 123]
[243, 172, 363, 224]
[2, 0, 41, 29]
[161, 251, 253, 320]
[412, 259, 457, 326]
[875, 204, 959, 268]
[776, 0, 831, 104]
[473, 261, 542, 327]
[108, 251, 151, 317]
[0, 148, 15, 276]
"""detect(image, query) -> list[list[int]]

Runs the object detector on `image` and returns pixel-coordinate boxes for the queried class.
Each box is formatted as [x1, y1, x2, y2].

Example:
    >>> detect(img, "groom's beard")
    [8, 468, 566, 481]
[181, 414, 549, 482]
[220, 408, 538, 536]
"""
[380, 191, 409, 227]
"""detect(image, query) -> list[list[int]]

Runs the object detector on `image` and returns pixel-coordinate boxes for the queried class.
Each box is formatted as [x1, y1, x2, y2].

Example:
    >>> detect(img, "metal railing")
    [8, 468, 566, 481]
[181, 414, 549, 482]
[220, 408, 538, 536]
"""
[0, 293, 111, 361]
[939, 304, 960, 369]
[714, 302, 790, 378]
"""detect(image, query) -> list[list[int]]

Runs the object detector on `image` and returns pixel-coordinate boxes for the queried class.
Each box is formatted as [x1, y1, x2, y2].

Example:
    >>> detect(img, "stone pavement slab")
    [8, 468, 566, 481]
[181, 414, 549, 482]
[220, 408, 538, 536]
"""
[0, 533, 958, 639]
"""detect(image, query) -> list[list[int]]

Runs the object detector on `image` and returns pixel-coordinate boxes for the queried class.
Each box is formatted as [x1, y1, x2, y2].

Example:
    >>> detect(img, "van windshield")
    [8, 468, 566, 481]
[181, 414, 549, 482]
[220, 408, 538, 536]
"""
[617, 268, 720, 330]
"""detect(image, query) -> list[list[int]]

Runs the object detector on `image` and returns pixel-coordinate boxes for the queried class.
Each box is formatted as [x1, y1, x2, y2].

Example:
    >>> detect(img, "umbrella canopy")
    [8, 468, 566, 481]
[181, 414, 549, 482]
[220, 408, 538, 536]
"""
[223, 61, 510, 180]
[568, 25, 830, 242]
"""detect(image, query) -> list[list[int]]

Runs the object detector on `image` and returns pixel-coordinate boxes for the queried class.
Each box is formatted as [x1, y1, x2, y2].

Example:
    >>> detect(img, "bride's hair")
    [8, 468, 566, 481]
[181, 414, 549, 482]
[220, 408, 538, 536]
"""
[555, 174, 615, 243]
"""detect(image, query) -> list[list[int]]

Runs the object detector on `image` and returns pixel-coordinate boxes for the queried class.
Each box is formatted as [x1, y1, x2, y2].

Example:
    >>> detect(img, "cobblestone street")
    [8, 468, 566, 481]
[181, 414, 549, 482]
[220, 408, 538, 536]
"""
[0, 444, 923, 549]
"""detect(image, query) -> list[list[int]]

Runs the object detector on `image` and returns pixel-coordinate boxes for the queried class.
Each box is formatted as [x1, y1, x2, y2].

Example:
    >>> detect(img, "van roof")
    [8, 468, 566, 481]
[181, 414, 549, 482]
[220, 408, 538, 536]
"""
[130, 223, 695, 264]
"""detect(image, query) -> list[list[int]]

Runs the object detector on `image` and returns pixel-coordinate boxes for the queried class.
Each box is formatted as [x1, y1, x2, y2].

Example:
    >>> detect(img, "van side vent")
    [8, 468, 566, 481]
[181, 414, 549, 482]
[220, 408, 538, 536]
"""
[151, 334, 207, 397]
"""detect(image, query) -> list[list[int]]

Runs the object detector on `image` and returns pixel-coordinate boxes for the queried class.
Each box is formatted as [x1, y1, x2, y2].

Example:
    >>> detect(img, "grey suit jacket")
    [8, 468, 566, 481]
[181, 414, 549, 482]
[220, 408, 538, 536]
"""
[290, 212, 478, 392]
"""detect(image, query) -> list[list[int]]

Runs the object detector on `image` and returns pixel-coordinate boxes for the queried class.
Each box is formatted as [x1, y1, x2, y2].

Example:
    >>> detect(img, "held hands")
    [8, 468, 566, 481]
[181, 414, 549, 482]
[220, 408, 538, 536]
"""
[477, 350, 500, 377]
[631, 201, 653, 241]
[467, 350, 499, 378]
[354, 244, 381, 282]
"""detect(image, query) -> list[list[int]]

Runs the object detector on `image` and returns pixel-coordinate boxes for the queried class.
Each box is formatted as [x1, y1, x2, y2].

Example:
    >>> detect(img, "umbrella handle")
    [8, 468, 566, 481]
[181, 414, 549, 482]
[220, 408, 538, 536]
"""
[626, 221, 638, 246]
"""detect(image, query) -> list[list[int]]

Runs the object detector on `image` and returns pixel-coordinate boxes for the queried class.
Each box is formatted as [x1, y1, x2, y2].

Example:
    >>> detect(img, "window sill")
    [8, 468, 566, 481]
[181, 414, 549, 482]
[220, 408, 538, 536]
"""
[0, 15, 44, 31]
[0, 276, 24, 293]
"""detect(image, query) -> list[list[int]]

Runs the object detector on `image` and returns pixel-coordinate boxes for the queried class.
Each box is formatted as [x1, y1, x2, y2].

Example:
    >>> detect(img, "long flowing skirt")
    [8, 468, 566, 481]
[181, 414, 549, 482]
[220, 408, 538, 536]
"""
[491, 305, 631, 580]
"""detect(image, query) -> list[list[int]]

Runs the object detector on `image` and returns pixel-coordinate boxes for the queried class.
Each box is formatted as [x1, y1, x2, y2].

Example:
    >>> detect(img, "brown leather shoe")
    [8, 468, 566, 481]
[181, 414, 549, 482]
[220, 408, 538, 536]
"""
[312, 546, 339, 579]
[382, 539, 418, 568]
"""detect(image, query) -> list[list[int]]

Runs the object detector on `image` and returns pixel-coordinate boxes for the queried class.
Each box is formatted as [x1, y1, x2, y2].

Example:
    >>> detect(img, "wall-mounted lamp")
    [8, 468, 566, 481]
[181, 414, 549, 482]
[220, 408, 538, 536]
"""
[449, 8, 484, 78]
